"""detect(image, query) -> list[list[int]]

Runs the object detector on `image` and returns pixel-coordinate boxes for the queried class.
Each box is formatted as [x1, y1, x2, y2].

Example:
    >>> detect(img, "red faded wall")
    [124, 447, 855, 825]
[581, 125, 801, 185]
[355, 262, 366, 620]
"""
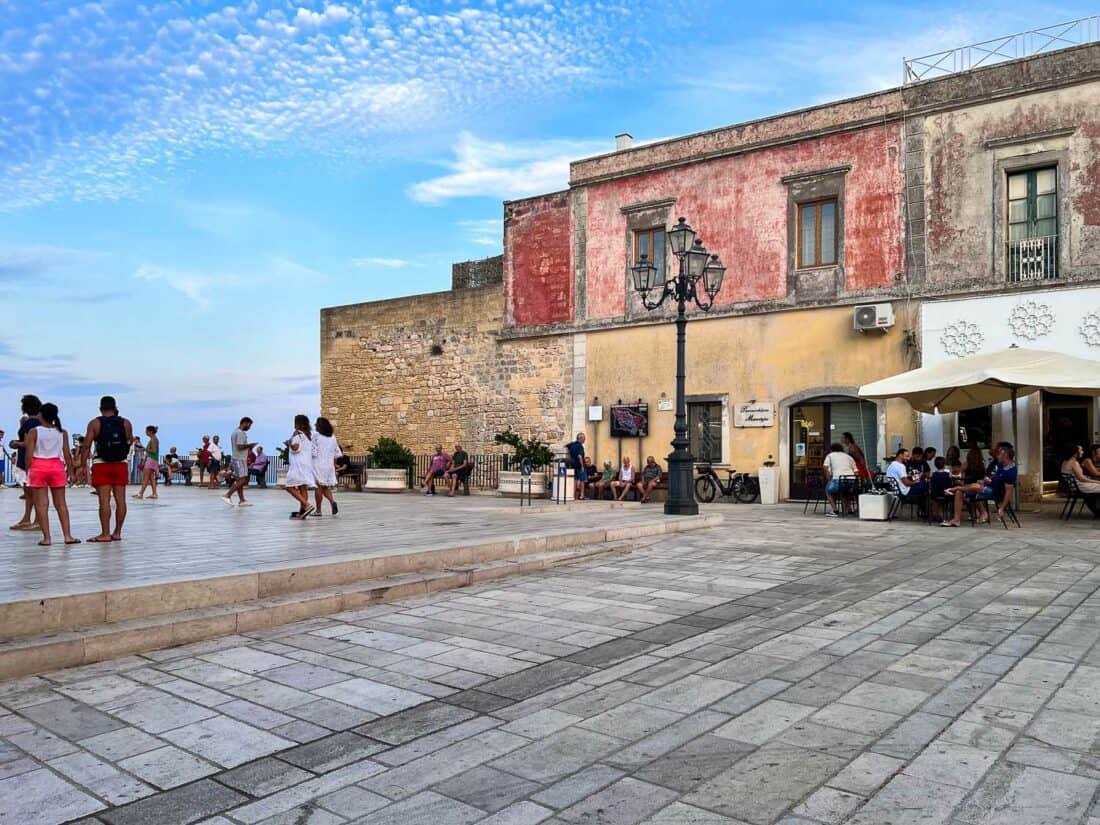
[584, 124, 904, 319]
[504, 191, 572, 327]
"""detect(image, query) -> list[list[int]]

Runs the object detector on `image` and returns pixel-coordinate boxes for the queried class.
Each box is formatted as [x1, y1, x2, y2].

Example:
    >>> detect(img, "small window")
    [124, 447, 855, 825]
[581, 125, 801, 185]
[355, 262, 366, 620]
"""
[797, 199, 838, 268]
[958, 407, 992, 450]
[633, 227, 666, 285]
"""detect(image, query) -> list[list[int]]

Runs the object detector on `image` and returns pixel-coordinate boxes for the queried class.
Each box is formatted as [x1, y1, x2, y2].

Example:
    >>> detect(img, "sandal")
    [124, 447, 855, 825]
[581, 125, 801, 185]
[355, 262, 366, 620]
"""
[86, 536, 114, 543]
[37, 540, 51, 547]
[64, 538, 82, 545]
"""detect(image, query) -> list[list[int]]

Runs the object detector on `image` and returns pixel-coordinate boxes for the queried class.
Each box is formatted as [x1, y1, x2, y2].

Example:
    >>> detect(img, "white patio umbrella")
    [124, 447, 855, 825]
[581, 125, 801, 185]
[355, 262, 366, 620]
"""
[858, 346, 1100, 451]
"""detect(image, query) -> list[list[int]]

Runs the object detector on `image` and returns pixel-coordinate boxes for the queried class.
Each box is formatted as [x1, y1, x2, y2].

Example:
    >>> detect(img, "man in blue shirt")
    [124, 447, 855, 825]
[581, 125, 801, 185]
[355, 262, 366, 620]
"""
[565, 433, 587, 500]
[942, 443, 1016, 526]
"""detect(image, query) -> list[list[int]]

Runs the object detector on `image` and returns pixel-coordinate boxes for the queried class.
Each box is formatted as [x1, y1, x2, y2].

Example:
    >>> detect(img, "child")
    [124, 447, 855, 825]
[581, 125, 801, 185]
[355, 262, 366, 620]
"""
[929, 456, 952, 521]
[284, 415, 316, 519]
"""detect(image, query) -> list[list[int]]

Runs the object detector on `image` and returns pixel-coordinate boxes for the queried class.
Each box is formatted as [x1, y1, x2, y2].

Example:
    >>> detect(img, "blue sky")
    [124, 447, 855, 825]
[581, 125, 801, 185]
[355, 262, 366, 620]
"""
[1, 0, 1094, 453]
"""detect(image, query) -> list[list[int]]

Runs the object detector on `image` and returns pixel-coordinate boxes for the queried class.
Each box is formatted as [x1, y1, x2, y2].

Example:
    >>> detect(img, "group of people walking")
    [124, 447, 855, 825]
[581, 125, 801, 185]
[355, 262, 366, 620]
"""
[7, 395, 348, 545]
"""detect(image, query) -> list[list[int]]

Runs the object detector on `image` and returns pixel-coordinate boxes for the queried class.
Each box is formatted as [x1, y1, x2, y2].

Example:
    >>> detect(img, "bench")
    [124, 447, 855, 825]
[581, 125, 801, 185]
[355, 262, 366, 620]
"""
[337, 461, 365, 491]
[587, 471, 668, 501]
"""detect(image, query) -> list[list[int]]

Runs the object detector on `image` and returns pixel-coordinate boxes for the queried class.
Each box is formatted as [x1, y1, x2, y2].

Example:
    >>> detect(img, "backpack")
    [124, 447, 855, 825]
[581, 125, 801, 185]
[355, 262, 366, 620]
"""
[96, 416, 129, 463]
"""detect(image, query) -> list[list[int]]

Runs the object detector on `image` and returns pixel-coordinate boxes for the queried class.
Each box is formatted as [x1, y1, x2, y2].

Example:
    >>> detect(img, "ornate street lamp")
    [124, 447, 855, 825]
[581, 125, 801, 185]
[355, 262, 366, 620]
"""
[630, 217, 727, 515]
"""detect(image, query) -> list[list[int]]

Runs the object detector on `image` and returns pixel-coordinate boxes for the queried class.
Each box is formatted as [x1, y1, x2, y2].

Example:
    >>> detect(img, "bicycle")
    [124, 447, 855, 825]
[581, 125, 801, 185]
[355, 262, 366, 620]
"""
[694, 464, 760, 503]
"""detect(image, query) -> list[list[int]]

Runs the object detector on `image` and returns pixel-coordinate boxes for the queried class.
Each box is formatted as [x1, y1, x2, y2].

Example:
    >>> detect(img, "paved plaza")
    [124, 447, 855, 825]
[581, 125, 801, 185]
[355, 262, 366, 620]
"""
[1, 497, 1100, 824]
[0, 488, 683, 602]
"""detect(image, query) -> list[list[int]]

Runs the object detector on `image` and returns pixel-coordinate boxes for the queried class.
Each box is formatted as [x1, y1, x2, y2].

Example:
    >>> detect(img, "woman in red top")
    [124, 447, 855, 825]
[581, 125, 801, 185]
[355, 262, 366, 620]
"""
[197, 435, 212, 486]
[841, 432, 872, 482]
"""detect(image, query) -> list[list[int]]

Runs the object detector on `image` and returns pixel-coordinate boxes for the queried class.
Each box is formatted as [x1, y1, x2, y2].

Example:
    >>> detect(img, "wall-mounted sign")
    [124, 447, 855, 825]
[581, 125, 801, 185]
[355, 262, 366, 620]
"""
[610, 404, 649, 438]
[733, 402, 775, 428]
[657, 398, 674, 412]
[588, 406, 604, 422]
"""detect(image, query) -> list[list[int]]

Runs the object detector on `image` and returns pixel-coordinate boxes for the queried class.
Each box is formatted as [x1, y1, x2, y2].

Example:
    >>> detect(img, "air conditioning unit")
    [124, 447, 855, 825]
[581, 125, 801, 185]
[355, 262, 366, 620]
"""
[853, 303, 895, 333]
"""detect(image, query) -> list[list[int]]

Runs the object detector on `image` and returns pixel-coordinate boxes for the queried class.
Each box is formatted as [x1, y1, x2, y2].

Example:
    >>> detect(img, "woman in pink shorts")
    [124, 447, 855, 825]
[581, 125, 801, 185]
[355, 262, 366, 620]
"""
[26, 402, 79, 546]
[134, 425, 160, 500]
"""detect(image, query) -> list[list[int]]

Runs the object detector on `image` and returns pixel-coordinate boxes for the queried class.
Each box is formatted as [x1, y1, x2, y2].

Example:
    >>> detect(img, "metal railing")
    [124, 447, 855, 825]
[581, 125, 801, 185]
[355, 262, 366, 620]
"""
[904, 16, 1100, 83]
[1007, 235, 1059, 282]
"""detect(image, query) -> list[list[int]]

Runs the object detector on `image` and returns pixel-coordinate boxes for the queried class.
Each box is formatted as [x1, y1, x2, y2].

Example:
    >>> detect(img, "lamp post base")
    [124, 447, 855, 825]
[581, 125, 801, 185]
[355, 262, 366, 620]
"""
[663, 450, 699, 516]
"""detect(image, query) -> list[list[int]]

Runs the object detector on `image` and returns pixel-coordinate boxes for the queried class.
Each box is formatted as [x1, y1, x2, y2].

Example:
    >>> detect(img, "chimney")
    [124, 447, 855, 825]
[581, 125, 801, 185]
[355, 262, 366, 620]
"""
[615, 132, 633, 151]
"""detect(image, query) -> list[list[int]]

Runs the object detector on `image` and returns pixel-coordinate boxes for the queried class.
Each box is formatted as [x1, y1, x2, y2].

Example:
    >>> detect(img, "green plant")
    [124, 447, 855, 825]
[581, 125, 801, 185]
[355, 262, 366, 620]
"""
[368, 436, 414, 470]
[493, 428, 554, 468]
[276, 444, 289, 463]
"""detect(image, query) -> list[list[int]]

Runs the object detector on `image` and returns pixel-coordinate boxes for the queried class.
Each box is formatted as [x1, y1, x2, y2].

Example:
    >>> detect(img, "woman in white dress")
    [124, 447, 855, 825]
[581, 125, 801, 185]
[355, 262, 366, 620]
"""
[312, 417, 342, 517]
[284, 414, 316, 519]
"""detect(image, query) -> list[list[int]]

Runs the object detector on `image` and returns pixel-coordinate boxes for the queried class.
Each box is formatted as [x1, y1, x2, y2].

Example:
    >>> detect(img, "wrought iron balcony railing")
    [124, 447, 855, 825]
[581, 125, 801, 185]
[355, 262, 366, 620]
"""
[904, 17, 1100, 83]
[1007, 235, 1059, 283]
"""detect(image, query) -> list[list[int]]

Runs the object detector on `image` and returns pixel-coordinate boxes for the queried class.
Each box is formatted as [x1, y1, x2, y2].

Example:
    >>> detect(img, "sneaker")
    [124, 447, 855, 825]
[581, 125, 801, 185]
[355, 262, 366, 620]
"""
[331, 502, 339, 516]
[222, 496, 234, 506]
[237, 501, 252, 507]
[825, 510, 839, 518]
[424, 490, 433, 496]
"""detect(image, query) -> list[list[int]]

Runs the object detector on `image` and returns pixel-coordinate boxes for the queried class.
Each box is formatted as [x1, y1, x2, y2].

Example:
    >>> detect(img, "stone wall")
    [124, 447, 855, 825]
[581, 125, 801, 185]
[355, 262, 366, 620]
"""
[320, 285, 572, 455]
[452, 255, 503, 290]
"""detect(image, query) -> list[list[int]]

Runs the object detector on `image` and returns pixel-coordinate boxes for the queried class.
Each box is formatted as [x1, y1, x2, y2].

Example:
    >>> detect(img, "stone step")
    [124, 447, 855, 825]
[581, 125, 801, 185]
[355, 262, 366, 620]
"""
[0, 515, 721, 680]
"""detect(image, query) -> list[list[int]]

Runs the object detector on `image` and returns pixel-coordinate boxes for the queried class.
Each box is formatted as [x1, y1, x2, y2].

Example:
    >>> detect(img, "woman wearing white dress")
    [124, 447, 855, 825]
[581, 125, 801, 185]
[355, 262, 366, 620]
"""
[312, 417, 342, 517]
[284, 414, 315, 519]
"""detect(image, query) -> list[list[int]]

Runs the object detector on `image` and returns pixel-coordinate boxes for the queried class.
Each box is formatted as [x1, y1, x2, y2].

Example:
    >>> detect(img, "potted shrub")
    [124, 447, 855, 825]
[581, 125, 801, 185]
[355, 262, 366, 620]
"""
[365, 437, 414, 492]
[494, 428, 555, 497]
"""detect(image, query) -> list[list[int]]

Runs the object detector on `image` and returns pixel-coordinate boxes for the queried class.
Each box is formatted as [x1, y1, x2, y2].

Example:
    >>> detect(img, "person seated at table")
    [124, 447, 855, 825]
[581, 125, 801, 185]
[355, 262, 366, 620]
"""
[984, 442, 1012, 476]
[961, 447, 985, 484]
[249, 446, 270, 488]
[823, 442, 858, 517]
[590, 460, 614, 500]
[887, 448, 929, 504]
[945, 445, 961, 467]
[907, 446, 930, 479]
[949, 458, 963, 482]
[611, 456, 635, 501]
[1062, 445, 1100, 516]
[929, 456, 952, 520]
[635, 456, 664, 503]
[942, 444, 1015, 526]
[1083, 444, 1100, 480]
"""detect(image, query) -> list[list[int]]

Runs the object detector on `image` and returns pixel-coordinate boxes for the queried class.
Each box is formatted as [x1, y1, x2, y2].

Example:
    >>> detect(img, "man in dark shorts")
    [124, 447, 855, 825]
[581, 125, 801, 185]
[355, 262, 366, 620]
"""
[8, 395, 42, 530]
[82, 396, 134, 543]
[444, 443, 472, 496]
[565, 432, 587, 500]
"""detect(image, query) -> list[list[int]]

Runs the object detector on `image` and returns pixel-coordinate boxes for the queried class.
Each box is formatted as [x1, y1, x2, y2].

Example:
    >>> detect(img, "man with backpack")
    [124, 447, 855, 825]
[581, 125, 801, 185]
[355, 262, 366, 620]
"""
[82, 396, 134, 543]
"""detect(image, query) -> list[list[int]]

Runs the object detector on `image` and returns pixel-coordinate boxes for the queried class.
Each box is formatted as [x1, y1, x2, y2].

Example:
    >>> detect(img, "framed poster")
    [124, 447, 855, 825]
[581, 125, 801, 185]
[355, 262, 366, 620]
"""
[609, 403, 649, 438]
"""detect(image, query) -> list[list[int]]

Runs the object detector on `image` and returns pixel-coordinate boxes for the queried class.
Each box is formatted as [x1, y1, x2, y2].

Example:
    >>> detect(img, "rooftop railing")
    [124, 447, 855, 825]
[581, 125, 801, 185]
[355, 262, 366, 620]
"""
[904, 16, 1100, 83]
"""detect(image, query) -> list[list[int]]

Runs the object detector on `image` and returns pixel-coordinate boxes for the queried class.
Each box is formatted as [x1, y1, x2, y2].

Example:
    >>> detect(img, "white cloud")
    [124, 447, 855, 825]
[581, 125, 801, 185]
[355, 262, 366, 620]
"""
[408, 132, 609, 204]
[457, 219, 503, 248]
[0, 1, 636, 211]
[134, 263, 229, 307]
[352, 257, 410, 268]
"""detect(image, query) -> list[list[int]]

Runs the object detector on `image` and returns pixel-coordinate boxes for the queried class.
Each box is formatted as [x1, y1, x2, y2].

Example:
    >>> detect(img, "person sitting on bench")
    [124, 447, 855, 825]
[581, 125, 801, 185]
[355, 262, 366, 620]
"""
[249, 446, 269, 488]
[942, 443, 1016, 526]
[444, 444, 471, 496]
[635, 456, 663, 503]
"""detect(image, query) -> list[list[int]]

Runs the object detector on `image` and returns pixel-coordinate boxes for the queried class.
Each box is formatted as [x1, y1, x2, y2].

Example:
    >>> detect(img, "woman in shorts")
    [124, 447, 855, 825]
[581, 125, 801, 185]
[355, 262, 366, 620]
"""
[26, 402, 79, 546]
[133, 425, 160, 500]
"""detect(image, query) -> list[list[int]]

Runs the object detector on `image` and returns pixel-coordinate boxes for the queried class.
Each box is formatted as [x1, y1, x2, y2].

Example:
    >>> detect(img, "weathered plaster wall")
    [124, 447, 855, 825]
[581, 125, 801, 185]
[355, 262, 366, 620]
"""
[923, 82, 1100, 285]
[582, 304, 916, 497]
[582, 125, 905, 320]
[504, 191, 573, 327]
[320, 286, 572, 454]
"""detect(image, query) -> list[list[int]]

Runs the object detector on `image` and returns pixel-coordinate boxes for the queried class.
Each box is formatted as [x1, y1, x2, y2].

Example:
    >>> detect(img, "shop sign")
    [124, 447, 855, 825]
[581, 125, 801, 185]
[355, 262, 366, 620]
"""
[657, 398, 674, 411]
[734, 401, 775, 428]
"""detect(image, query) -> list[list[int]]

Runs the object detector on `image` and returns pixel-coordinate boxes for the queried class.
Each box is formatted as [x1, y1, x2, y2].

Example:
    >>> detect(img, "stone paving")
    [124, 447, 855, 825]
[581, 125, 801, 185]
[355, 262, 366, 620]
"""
[0, 487, 679, 602]
[1, 504, 1100, 824]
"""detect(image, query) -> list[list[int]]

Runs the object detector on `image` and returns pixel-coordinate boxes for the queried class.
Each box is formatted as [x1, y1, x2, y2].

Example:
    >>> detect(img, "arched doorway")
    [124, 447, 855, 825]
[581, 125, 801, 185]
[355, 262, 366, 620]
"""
[779, 389, 882, 500]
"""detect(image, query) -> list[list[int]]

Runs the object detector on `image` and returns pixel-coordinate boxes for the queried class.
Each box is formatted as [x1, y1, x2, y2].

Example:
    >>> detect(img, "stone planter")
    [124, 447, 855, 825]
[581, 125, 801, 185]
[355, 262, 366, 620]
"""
[498, 470, 549, 498]
[365, 468, 409, 493]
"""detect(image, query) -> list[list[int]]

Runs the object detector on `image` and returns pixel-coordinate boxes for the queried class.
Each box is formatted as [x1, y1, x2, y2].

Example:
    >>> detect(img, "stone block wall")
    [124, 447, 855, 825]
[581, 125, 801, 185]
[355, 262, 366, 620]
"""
[452, 255, 503, 290]
[320, 285, 572, 455]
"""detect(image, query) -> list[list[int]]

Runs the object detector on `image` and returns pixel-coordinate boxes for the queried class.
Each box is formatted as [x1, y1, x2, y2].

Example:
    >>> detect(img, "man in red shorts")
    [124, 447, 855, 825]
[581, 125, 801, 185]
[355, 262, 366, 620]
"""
[82, 396, 135, 543]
